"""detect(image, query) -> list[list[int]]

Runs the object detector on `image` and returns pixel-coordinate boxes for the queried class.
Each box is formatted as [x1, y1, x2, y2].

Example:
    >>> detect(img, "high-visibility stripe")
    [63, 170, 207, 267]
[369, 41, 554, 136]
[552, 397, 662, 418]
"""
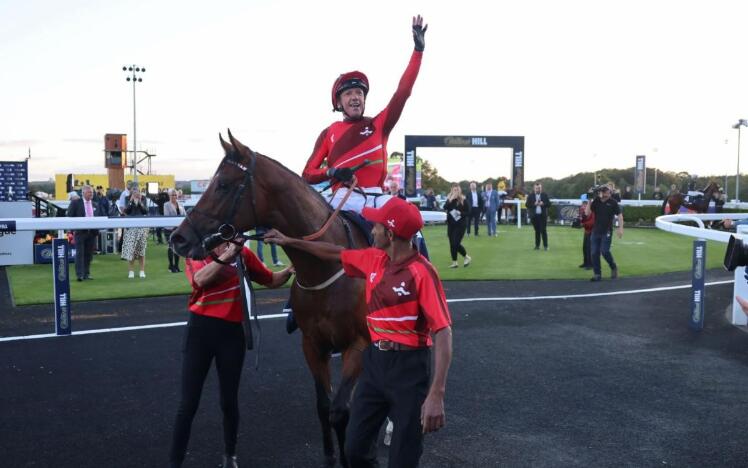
[368, 324, 417, 335]
[333, 145, 383, 168]
[194, 297, 239, 306]
[201, 285, 239, 298]
[368, 315, 418, 322]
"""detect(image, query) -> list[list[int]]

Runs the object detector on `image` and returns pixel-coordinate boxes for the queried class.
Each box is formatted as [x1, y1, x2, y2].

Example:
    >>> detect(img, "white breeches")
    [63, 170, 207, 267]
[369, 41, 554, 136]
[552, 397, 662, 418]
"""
[326, 187, 391, 213]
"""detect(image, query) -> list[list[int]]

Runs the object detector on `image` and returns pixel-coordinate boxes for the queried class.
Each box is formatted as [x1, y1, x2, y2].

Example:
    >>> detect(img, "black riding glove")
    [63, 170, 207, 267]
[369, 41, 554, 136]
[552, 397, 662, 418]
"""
[412, 20, 427, 52]
[326, 167, 354, 183]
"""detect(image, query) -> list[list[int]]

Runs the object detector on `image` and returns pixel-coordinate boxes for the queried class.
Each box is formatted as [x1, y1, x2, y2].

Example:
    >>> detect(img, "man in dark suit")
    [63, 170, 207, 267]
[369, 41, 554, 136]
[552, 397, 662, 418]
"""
[67, 185, 104, 281]
[526, 182, 551, 250]
[465, 181, 485, 236]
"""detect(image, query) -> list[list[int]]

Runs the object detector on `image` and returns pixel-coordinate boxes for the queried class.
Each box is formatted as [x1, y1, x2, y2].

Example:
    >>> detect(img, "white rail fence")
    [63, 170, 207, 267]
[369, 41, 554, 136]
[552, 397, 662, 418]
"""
[655, 213, 748, 326]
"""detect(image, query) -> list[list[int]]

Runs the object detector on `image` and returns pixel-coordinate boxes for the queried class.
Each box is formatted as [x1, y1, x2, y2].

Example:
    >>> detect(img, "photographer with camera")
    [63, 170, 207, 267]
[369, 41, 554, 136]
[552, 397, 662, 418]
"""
[584, 185, 623, 281]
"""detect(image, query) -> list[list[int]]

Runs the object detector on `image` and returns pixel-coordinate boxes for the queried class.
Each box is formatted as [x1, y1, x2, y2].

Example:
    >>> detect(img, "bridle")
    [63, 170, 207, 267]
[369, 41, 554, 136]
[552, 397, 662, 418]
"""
[184, 149, 261, 264]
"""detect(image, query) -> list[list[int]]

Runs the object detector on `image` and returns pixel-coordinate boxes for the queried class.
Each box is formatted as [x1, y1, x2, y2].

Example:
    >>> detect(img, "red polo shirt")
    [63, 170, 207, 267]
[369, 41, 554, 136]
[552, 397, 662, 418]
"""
[185, 247, 273, 323]
[341, 248, 451, 347]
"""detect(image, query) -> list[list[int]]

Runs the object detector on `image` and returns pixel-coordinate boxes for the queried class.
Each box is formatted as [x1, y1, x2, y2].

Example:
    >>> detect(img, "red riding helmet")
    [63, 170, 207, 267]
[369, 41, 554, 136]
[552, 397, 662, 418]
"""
[331, 71, 369, 111]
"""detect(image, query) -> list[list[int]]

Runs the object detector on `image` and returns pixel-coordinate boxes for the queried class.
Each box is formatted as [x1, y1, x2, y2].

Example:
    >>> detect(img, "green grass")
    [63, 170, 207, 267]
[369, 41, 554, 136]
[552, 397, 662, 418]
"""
[7, 239, 292, 306]
[7, 226, 725, 305]
[425, 225, 725, 280]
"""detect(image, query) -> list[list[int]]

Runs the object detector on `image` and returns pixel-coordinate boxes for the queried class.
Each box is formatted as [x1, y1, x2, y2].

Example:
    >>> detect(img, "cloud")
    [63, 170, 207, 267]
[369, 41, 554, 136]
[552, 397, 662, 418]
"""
[0, 139, 43, 147]
[61, 138, 101, 144]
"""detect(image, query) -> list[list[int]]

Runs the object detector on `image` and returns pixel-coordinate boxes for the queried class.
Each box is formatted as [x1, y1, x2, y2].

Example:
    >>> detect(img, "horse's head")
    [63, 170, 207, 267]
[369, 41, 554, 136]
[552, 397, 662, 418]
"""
[703, 181, 720, 196]
[170, 130, 268, 259]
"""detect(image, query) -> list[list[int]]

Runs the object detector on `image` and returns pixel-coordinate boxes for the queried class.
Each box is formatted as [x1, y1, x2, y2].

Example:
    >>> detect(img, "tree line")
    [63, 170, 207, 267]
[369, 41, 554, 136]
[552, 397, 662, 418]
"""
[419, 157, 742, 200]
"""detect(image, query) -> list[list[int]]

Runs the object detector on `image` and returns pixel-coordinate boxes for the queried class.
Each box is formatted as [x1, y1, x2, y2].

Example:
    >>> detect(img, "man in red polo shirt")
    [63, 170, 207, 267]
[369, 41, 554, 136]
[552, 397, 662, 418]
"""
[265, 197, 453, 467]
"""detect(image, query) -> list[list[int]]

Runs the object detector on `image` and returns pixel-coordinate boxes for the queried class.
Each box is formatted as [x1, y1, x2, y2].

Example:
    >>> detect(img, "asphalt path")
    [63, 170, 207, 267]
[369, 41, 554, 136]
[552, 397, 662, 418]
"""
[2, 268, 748, 467]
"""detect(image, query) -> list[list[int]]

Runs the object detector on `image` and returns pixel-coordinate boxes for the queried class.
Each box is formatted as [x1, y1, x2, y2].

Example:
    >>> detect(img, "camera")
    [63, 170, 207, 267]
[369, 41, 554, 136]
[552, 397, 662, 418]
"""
[107, 188, 122, 202]
[587, 185, 606, 199]
[723, 235, 748, 271]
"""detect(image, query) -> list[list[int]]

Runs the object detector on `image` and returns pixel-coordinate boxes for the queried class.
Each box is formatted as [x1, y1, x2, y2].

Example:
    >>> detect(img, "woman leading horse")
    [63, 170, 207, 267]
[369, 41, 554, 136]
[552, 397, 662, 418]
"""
[170, 132, 369, 467]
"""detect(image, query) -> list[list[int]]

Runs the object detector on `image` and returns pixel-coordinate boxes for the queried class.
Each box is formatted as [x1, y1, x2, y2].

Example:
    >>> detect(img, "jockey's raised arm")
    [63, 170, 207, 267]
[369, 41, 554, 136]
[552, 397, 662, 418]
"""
[301, 16, 427, 211]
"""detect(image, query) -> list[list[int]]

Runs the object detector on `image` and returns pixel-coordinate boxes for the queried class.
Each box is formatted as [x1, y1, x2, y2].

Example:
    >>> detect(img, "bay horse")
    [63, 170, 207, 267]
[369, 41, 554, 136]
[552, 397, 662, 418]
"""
[662, 181, 721, 215]
[501, 187, 525, 224]
[170, 131, 369, 467]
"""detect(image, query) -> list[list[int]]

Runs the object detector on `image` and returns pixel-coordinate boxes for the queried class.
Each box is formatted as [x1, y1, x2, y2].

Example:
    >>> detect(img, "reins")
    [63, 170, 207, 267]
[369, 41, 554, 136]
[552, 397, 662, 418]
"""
[301, 159, 369, 241]
[302, 178, 359, 241]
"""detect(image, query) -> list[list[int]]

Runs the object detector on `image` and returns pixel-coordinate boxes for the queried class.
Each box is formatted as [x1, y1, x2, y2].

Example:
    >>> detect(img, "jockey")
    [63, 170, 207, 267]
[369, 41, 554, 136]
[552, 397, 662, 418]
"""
[302, 15, 427, 213]
[285, 15, 429, 334]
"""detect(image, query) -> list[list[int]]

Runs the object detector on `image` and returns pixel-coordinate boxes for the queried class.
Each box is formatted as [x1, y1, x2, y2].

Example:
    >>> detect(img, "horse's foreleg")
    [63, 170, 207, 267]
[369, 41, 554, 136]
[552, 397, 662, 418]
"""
[331, 341, 366, 468]
[303, 337, 336, 467]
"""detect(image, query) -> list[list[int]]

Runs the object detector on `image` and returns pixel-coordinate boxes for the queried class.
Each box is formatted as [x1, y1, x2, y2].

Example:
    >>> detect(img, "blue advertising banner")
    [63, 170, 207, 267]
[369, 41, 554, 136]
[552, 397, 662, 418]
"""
[635, 155, 646, 195]
[690, 240, 706, 331]
[0, 160, 29, 201]
[52, 238, 72, 335]
[0, 220, 16, 233]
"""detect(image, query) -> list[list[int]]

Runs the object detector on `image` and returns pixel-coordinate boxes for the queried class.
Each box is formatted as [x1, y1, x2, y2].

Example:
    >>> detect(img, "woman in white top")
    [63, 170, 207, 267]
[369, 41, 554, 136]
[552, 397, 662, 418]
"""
[163, 189, 186, 273]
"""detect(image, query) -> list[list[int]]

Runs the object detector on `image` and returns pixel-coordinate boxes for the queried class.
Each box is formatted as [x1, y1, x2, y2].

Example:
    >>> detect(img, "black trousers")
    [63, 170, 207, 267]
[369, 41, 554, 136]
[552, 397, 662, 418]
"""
[531, 216, 548, 248]
[345, 345, 430, 468]
[582, 233, 591, 266]
[447, 223, 467, 261]
[466, 208, 482, 235]
[170, 313, 245, 466]
[73, 231, 97, 279]
[168, 247, 181, 269]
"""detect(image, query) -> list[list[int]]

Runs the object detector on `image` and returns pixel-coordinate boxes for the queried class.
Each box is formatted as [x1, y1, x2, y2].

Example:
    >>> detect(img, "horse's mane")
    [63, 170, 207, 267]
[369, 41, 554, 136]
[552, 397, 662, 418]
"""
[702, 181, 719, 191]
[255, 151, 333, 214]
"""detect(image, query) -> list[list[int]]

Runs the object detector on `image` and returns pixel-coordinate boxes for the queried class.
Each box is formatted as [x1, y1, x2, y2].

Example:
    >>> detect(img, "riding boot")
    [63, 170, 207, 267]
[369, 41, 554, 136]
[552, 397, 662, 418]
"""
[284, 300, 297, 334]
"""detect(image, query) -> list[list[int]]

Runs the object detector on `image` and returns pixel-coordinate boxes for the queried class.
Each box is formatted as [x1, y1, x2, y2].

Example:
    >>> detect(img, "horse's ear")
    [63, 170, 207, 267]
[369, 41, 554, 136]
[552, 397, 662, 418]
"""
[219, 133, 232, 155]
[227, 129, 252, 158]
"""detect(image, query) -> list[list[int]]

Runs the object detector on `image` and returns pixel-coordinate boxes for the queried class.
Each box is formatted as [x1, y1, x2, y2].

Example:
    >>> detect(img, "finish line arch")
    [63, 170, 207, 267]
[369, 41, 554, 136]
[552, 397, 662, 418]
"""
[403, 135, 525, 197]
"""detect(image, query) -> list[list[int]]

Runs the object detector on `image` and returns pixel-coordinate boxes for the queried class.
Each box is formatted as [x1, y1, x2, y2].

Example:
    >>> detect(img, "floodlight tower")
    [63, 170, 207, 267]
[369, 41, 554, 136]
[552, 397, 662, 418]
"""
[122, 65, 146, 185]
[733, 119, 748, 202]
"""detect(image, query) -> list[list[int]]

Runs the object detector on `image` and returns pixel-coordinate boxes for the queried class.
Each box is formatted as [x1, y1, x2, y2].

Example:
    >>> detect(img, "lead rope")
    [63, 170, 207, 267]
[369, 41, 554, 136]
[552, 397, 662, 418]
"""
[302, 178, 359, 241]
[236, 253, 262, 369]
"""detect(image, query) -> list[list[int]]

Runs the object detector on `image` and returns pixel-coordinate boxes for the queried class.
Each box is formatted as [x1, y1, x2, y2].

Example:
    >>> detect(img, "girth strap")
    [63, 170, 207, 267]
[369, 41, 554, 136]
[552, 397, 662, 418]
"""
[295, 269, 346, 291]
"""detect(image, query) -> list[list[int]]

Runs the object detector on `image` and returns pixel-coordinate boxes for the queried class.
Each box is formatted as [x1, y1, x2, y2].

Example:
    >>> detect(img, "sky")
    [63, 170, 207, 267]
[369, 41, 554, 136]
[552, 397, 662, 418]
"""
[1, 0, 747, 185]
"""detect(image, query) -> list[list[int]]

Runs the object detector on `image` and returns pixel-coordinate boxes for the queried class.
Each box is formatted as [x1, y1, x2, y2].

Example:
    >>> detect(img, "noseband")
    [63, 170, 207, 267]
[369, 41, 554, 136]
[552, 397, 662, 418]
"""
[185, 150, 261, 263]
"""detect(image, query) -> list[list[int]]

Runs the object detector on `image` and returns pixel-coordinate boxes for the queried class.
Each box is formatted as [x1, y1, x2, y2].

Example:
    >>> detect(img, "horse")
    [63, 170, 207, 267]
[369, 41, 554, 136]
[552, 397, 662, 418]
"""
[170, 131, 370, 467]
[501, 187, 525, 224]
[662, 181, 721, 215]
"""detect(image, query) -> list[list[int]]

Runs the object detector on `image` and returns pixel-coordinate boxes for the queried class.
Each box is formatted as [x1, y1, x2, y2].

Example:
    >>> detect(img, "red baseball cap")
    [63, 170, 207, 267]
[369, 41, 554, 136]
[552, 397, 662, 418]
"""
[361, 197, 423, 239]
